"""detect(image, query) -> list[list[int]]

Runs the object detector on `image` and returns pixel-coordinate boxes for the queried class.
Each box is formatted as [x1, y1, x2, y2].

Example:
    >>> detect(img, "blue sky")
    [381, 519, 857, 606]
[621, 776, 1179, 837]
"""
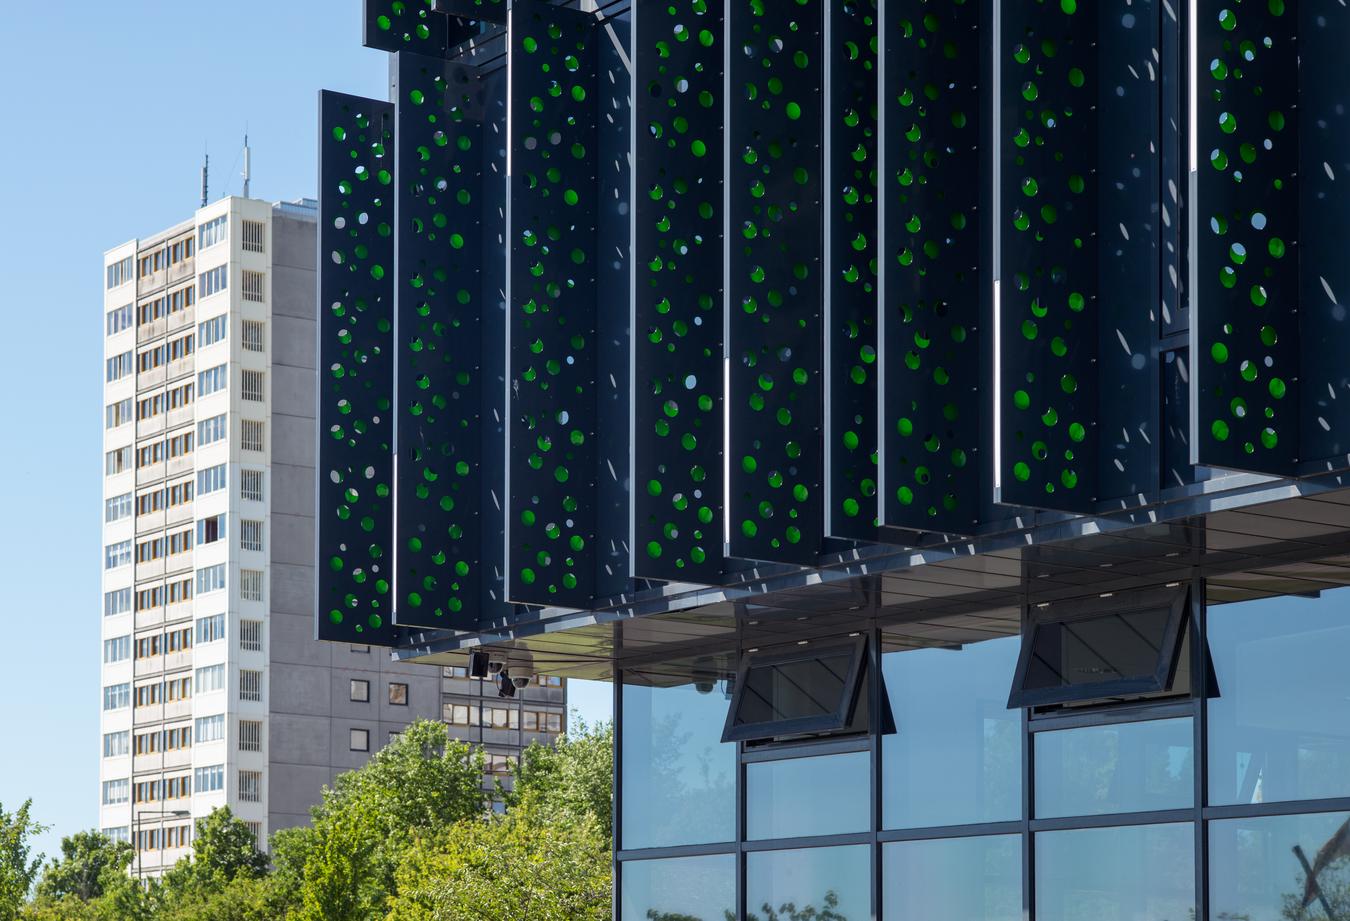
[0, 1, 610, 865]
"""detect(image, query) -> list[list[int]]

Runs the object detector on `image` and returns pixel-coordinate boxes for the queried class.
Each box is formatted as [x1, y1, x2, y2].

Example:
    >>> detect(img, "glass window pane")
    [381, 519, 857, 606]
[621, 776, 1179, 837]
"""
[747, 845, 870, 921]
[1208, 591, 1350, 806]
[1036, 823, 1194, 921]
[882, 635, 1022, 828]
[1020, 604, 1179, 699]
[747, 751, 870, 840]
[1210, 811, 1350, 921]
[621, 854, 736, 921]
[730, 643, 861, 735]
[1034, 717, 1194, 818]
[622, 679, 736, 850]
[883, 835, 1021, 921]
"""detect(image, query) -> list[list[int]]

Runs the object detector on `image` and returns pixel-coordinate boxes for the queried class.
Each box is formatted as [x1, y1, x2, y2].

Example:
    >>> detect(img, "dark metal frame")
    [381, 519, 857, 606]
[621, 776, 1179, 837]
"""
[719, 634, 868, 744]
[1006, 584, 1190, 709]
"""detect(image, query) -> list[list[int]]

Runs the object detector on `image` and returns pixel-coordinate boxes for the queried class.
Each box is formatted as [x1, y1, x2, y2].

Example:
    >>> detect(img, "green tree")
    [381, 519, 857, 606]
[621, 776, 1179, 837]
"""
[385, 803, 611, 921]
[154, 807, 268, 920]
[0, 801, 45, 921]
[33, 831, 132, 903]
[504, 717, 613, 837]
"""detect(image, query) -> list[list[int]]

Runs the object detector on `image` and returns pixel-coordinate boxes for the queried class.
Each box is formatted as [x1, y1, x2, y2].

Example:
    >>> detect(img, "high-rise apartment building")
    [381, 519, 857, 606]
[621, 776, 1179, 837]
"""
[100, 196, 566, 874]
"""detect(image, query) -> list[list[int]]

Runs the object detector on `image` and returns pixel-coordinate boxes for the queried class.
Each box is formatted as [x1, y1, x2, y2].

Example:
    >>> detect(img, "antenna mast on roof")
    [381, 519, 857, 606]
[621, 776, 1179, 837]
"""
[242, 134, 251, 199]
[200, 150, 209, 208]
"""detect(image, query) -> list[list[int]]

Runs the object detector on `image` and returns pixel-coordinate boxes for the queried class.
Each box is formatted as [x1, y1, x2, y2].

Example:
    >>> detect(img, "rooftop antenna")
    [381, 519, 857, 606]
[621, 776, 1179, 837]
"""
[242, 133, 251, 200]
[200, 149, 209, 208]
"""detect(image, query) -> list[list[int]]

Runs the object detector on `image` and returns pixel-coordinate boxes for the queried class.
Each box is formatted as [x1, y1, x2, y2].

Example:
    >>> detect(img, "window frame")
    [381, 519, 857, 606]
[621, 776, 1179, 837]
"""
[721, 634, 869, 744]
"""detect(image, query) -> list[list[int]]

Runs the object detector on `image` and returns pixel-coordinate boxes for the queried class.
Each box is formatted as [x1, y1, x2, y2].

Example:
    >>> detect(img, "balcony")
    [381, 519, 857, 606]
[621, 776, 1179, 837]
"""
[135, 559, 165, 582]
[138, 269, 166, 294]
[166, 455, 193, 479]
[167, 308, 193, 334]
[166, 406, 193, 431]
[165, 503, 191, 528]
[137, 318, 165, 344]
[136, 510, 164, 533]
[135, 703, 164, 724]
[135, 607, 164, 631]
[166, 259, 193, 287]
[167, 357, 193, 383]
[163, 699, 192, 722]
[165, 601, 192, 623]
[137, 365, 165, 391]
[164, 650, 192, 673]
[136, 416, 164, 440]
[163, 748, 191, 771]
[133, 752, 164, 773]
[136, 462, 163, 486]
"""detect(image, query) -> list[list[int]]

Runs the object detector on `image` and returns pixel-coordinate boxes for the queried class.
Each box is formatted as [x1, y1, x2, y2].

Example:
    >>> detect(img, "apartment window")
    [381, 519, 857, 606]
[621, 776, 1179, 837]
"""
[198, 413, 227, 446]
[167, 283, 195, 316]
[240, 620, 263, 652]
[389, 683, 408, 706]
[241, 519, 263, 552]
[242, 270, 265, 302]
[135, 441, 165, 469]
[543, 711, 563, 733]
[197, 510, 225, 545]
[197, 564, 226, 594]
[165, 625, 192, 653]
[106, 303, 134, 336]
[165, 725, 192, 751]
[240, 469, 264, 502]
[241, 219, 265, 252]
[197, 465, 228, 497]
[199, 265, 228, 297]
[105, 398, 133, 430]
[196, 613, 226, 644]
[238, 770, 262, 803]
[241, 420, 264, 452]
[105, 351, 133, 383]
[198, 363, 228, 397]
[104, 492, 132, 523]
[240, 669, 262, 702]
[135, 585, 163, 612]
[106, 256, 134, 289]
[102, 731, 130, 758]
[350, 679, 370, 703]
[241, 370, 265, 402]
[350, 728, 370, 752]
[167, 332, 194, 362]
[242, 320, 265, 352]
[240, 569, 264, 602]
[134, 634, 160, 659]
[167, 431, 194, 459]
[194, 764, 224, 794]
[101, 779, 129, 806]
[195, 664, 225, 694]
[198, 314, 228, 347]
[167, 577, 193, 605]
[102, 827, 130, 844]
[102, 635, 130, 664]
[104, 540, 131, 570]
[535, 675, 563, 688]
[239, 720, 263, 753]
[104, 588, 132, 617]
[195, 714, 225, 743]
[244, 822, 262, 846]
[103, 683, 130, 711]
[486, 753, 516, 775]
[443, 703, 475, 726]
[167, 480, 194, 508]
[198, 215, 228, 249]
[136, 392, 164, 422]
[104, 446, 132, 477]
[165, 825, 191, 849]
[134, 730, 160, 755]
[167, 381, 194, 410]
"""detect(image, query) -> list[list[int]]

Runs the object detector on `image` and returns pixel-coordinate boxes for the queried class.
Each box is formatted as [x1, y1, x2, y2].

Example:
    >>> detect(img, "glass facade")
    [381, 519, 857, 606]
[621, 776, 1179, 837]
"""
[616, 585, 1350, 919]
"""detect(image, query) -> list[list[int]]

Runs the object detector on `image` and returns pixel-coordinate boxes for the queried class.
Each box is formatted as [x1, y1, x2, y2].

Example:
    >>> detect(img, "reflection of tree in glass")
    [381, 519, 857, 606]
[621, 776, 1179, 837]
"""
[1278, 824, 1350, 921]
[745, 890, 848, 921]
[638, 705, 734, 841]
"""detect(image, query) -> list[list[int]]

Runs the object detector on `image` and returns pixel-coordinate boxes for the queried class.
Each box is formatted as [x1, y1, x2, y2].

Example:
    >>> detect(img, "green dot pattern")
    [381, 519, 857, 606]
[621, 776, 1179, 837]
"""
[1000, 0, 1097, 510]
[394, 54, 484, 628]
[435, 0, 506, 25]
[882, 0, 983, 533]
[634, 0, 726, 582]
[318, 91, 400, 645]
[1196, 0, 1298, 471]
[728, 0, 824, 565]
[827, 0, 879, 540]
[364, 0, 451, 54]
[507, 4, 600, 607]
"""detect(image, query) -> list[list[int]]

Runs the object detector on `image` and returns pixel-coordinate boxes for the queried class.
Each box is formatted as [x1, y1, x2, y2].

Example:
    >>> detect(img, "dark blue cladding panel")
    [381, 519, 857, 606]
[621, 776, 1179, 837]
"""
[826, 0, 880, 541]
[317, 91, 404, 645]
[393, 53, 486, 630]
[633, 0, 727, 581]
[727, 0, 825, 565]
[506, 1, 601, 607]
[880, 0, 985, 535]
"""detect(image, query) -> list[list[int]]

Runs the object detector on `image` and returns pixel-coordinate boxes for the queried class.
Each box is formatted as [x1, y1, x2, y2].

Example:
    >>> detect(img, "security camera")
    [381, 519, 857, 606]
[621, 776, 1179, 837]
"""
[511, 675, 531, 690]
[487, 659, 506, 675]
[693, 677, 715, 695]
[496, 671, 517, 699]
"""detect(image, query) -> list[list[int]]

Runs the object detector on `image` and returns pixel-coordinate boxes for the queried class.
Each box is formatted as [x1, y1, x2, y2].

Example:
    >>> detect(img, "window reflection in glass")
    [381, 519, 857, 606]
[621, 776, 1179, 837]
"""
[1210, 811, 1350, 921]
[1034, 717, 1194, 818]
[747, 845, 870, 921]
[621, 854, 736, 921]
[883, 835, 1021, 921]
[1036, 823, 1194, 921]
[622, 679, 736, 850]
[747, 751, 870, 840]
[1208, 591, 1350, 805]
[881, 635, 1022, 828]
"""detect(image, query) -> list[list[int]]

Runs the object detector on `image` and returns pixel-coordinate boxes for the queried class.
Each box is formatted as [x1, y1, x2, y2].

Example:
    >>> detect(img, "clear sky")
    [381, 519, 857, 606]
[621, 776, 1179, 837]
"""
[0, 1, 610, 866]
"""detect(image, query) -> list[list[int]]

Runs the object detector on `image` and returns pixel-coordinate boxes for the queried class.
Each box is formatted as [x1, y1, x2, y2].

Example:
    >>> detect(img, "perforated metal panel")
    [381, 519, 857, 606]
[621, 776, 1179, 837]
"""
[317, 91, 403, 645]
[365, 0, 450, 54]
[1194, 0, 1298, 473]
[435, 0, 505, 24]
[506, 1, 601, 606]
[727, 0, 825, 564]
[879, 0, 985, 534]
[999, 0, 1159, 512]
[825, 0, 879, 540]
[393, 53, 486, 630]
[632, 0, 727, 581]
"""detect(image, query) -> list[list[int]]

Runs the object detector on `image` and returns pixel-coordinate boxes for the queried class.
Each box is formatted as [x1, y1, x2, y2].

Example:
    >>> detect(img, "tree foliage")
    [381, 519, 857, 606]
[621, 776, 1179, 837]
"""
[0, 800, 45, 921]
[34, 831, 132, 903]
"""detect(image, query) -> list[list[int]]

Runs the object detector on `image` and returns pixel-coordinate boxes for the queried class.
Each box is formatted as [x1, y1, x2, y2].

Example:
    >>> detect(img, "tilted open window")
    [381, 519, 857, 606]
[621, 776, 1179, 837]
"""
[721, 635, 868, 744]
[1008, 586, 1191, 709]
